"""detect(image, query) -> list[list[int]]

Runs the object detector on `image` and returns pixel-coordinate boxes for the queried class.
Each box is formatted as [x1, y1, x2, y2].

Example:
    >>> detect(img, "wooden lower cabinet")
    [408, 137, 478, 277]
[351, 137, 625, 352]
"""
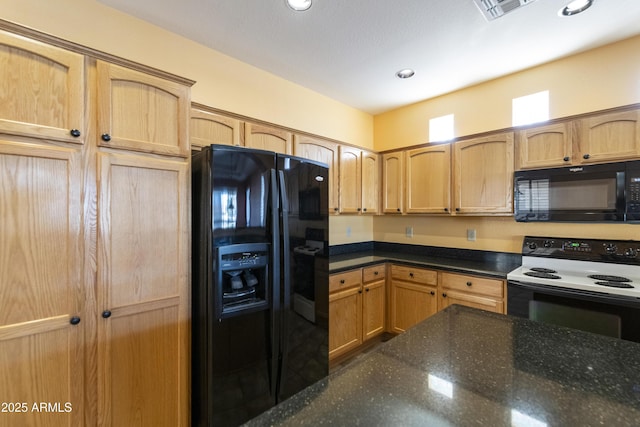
[329, 265, 386, 360]
[390, 265, 438, 333]
[362, 266, 386, 340]
[96, 153, 189, 426]
[439, 272, 505, 314]
[389, 265, 506, 334]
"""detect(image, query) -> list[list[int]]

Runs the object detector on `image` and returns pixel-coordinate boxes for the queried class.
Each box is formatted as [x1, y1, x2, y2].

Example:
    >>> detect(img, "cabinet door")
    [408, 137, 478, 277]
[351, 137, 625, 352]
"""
[439, 290, 503, 314]
[244, 122, 292, 154]
[338, 146, 362, 213]
[0, 139, 84, 426]
[362, 279, 385, 340]
[96, 61, 190, 157]
[453, 132, 514, 214]
[579, 109, 640, 163]
[516, 122, 573, 169]
[361, 151, 379, 214]
[405, 144, 451, 214]
[190, 108, 240, 150]
[294, 135, 339, 213]
[382, 152, 404, 213]
[329, 287, 362, 359]
[97, 153, 189, 426]
[0, 30, 85, 144]
[390, 281, 437, 334]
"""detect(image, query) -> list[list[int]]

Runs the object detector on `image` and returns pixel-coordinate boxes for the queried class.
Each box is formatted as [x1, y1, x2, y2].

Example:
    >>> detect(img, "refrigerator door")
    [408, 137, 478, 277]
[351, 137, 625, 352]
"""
[276, 155, 329, 402]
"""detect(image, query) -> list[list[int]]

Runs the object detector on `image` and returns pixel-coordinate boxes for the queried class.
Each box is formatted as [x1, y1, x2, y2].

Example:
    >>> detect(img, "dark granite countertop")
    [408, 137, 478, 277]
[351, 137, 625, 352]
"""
[328, 243, 521, 279]
[246, 306, 640, 426]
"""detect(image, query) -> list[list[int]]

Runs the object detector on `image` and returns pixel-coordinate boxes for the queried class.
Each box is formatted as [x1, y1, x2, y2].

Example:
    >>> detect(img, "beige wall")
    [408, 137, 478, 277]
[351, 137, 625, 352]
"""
[374, 35, 640, 151]
[0, 0, 373, 150]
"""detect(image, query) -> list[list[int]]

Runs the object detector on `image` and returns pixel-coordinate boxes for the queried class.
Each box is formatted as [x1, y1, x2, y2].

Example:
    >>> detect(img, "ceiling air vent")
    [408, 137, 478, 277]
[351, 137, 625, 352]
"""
[473, 0, 539, 21]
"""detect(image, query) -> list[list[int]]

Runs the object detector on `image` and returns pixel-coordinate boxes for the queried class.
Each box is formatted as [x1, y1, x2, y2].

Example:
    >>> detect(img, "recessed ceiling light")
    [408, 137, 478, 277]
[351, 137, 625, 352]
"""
[396, 69, 415, 79]
[559, 0, 594, 16]
[286, 0, 312, 11]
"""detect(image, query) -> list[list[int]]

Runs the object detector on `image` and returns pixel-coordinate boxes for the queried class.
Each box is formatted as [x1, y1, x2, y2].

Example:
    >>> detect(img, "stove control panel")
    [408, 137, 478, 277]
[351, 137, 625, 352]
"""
[522, 236, 640, 264]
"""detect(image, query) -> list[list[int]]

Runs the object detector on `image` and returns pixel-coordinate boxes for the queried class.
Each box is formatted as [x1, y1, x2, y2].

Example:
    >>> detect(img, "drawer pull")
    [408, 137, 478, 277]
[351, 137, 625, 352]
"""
[409, 272, 414, 278]
[466, 281, 472, 287]
[374, 271, 379, 275]
[340, 279, 345, 284]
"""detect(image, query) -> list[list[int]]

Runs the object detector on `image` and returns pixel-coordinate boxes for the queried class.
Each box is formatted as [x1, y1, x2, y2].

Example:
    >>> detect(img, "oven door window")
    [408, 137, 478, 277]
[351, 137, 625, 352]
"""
[530, 300, 621, 339]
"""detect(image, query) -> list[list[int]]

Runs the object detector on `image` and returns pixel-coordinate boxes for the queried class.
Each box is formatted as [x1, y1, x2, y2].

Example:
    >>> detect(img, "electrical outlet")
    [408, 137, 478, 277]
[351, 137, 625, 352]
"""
[406, 226, 413, 238]
[346, 226, 352, 237]
[467, 229, 476, 241]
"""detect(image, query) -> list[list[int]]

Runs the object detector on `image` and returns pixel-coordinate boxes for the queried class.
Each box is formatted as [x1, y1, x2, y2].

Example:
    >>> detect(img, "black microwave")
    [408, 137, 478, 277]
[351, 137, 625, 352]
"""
[514, 161, 640, 222]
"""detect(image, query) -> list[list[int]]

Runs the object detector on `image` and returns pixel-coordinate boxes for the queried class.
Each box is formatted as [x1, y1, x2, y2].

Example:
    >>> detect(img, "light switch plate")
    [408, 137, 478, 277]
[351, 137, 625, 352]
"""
[406, 226, 413, 238]
[467, 229, 476, 241]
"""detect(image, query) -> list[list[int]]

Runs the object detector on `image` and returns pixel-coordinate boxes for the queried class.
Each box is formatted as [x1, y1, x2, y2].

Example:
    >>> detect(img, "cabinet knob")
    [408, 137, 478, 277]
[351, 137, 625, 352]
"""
[444, 208, 448, 212]
[442, 293, 447, 298]
[430, 291, 435, 296]
[340, 279, 345, 284]
[409, 272, 414, 278]
[396, 208, 401, 212]
[102, 310, 112, 319]
[563, 156, 570, 162]
[101, 133, 112, 142]
[583, 154, 590, 159]
[363, 208, 367, 212]
[466, 281, 472, 287]
[70, 129, 81, 138]
[334, 208, 339, 212]
[365, 288, 370, 292]
[374, 271, 379, 275]
[455, 208, 460, 212]
[69, 316, 81, 325]
[358, 289, 363, 294]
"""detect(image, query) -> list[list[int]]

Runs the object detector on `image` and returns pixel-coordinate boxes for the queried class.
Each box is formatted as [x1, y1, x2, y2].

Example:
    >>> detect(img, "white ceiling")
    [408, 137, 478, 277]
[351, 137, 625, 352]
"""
[98, 0, 640, 115]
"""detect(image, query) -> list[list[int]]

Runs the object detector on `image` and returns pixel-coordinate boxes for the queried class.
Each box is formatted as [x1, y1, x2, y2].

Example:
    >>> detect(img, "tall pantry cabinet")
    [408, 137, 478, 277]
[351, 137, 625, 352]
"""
[0, 25, 192, 427]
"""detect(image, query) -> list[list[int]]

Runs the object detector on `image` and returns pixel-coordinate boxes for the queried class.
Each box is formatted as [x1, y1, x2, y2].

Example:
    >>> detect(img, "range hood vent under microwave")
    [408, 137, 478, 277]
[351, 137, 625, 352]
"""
[473, 0, 539, 21]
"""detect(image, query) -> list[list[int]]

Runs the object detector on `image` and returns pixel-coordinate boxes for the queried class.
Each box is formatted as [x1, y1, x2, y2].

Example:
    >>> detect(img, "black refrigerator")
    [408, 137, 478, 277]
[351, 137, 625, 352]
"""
[191, 144, 329, 426]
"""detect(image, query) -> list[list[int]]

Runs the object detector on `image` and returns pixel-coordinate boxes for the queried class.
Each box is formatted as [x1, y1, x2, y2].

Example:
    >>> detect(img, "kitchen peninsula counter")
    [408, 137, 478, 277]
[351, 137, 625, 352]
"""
[246, 305, 640, 426]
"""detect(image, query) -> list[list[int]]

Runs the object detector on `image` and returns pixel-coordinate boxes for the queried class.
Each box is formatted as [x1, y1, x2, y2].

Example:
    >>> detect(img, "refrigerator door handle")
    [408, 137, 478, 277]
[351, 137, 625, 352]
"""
[277, 169, 291, 400]
[270, 168, 280, 401]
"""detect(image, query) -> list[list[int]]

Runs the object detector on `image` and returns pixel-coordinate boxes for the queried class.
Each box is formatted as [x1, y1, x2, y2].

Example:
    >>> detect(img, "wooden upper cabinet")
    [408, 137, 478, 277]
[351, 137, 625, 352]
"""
[453, 132, 514, 214]
[361, 151, 380, 214]
[516, 122, 573, 169]
[579, 108, 640, 163]
[405, 144, 451, 214]
[244, 122, 292, 154]
[294, 134, 339, 213]
[338, 146, 362, 213]
[0, 30, 85, 144]
[190, 108, 240, 150]
[96, 61, 190, 157]
[382, 152, 404, 214]
[0, 139, 84, 426]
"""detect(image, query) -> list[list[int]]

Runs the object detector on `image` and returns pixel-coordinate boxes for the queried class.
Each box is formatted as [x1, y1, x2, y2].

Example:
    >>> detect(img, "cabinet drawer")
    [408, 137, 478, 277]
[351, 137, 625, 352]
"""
[440, 272, 504, 298]
[330, 269, 362, 293]
[363, 264, 386, 283]
[391, 265, 437, 285]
